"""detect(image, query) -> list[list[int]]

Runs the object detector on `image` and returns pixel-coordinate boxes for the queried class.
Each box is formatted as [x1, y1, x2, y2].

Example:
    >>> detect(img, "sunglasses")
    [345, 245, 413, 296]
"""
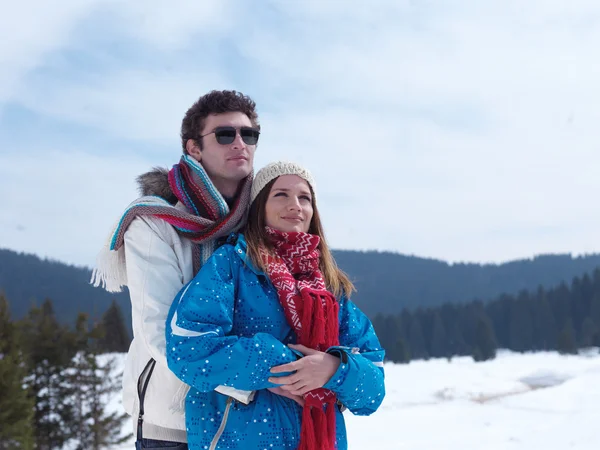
[201, 126, 260, 146]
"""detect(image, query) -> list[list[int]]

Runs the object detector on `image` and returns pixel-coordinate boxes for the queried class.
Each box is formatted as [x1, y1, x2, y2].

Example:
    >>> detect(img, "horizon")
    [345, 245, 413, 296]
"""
[2, 244, 599, 271]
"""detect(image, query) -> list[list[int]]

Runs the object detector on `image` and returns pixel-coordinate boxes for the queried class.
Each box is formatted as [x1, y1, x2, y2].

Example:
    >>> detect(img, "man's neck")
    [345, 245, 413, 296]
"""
[211, 178, 239, 199]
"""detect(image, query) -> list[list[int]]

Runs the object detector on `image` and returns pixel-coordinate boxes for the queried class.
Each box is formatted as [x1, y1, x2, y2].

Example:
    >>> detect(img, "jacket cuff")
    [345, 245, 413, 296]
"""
[214, 385, 255, 405]
[323, 346, 353, 390]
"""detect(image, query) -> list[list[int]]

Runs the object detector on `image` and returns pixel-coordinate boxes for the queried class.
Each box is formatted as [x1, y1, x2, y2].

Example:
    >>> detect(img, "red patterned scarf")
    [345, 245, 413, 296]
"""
[262, 227, 340, 450]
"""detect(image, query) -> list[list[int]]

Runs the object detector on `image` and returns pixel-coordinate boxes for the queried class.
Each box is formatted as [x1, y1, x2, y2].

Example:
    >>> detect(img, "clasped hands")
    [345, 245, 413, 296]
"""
[267, 344, 340, 407]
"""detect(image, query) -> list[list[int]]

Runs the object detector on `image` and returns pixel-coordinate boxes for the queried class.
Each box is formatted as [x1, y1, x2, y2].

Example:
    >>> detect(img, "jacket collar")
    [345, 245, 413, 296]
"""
[229, 233, 265, 276]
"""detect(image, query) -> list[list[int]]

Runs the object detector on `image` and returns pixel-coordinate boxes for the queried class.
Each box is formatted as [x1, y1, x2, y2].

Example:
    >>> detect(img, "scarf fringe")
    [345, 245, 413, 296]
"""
[299, 405, 317, 450]
[91, 246, 127, 293]
[326, 398, 336, 449]
[313, 406, 327, 447]
[90, 217, 128, 293]
[326, 297, 340, 347]
[300, 291, 314, 345]
[299, 399, 336, 450]
[300, 290, 339, 350]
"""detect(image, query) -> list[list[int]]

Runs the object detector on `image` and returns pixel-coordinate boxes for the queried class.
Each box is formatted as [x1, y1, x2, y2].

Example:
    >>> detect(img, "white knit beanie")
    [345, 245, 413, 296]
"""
[251, 161, 316, 204]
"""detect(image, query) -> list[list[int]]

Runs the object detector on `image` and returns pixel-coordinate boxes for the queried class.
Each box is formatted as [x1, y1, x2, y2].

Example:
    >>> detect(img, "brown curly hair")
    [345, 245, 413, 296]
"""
[181, 90, 260, 153]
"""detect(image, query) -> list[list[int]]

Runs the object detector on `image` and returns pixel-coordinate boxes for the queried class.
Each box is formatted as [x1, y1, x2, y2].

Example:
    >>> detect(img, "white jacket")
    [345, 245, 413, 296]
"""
[122, 214, 194, 442]
[121, 211, 254, 442]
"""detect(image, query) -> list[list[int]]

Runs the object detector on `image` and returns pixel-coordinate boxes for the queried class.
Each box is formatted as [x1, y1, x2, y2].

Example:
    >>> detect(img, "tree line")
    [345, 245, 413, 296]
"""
[373, 269, 600, 363]
[0, 294, 131, 449]
[4, 247, 600, 329]
[4, 266, 600, 447]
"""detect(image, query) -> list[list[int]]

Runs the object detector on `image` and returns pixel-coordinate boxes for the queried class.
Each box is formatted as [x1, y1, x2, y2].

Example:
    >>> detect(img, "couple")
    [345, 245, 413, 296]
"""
[93, 90, 385, 450]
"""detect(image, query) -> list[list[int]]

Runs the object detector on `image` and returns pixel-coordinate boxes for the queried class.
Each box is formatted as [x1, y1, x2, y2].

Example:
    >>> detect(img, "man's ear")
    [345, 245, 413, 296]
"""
[186, 139, 202, 161]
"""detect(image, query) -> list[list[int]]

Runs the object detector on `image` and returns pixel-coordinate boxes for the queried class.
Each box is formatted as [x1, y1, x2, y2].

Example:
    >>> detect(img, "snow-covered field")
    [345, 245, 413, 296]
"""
[107, 350, 600, 449]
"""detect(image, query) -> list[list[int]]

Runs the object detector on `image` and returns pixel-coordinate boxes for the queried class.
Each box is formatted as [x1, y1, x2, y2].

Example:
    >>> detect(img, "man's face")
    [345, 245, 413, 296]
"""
[188, 111, 256, 195]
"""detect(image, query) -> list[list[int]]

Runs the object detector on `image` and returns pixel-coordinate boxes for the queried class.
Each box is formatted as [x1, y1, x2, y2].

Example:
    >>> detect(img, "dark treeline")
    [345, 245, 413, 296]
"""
[4, 247, 600, 330]
[336, 251, 600, 316]
[0, 294, 131, 449]
[0, 249, 132, 336]
[4, 251, 600, 447]
[373, 269, 600, 364]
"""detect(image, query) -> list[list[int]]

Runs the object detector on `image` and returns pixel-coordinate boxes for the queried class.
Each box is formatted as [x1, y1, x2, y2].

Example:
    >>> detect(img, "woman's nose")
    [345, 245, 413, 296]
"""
[287, 197, 301, 210]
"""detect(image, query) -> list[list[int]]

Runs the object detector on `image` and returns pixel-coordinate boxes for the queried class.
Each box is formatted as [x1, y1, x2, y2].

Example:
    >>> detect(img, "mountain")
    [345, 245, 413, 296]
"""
[333, 250, 600, 316]
[2, 247, 600, 332]
[0, 249, 131, 333]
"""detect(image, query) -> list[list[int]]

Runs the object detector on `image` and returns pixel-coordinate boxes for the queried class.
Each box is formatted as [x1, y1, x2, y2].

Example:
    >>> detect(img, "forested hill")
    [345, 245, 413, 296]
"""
[0, 249, 132, 332]
[333, 250, 600, 316]
[2, 247, 600, 330]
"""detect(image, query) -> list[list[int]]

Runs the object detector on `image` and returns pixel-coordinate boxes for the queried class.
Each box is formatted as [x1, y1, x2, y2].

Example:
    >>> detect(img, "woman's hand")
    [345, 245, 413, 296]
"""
[268, 344, 340, 396]
[267, 387, 305, 406]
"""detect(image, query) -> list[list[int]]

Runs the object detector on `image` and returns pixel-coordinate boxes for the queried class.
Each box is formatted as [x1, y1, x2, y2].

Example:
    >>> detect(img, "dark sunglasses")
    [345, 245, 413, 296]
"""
[200, 126, 260, 146]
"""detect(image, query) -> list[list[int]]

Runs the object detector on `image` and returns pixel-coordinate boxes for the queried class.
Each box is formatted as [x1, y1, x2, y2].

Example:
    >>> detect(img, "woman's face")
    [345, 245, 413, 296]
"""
[265, 175, 314, 233]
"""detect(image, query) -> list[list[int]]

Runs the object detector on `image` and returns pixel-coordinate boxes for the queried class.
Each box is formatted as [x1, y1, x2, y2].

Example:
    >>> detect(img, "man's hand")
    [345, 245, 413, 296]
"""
[268, 344, 340, 396]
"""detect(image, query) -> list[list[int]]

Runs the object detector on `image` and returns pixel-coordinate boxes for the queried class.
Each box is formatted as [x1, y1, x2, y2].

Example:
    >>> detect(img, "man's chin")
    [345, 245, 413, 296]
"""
[226, 167, 252, 182]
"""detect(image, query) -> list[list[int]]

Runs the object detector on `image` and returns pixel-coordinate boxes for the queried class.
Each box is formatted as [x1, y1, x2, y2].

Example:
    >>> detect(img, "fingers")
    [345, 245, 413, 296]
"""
[267, 387, 305, 407]
[270, 378, 310, 396]
[288, 344, 319, 355]
[268, 372, 301, 385]
[271, 381, 315, 397]
[290, 384, 313, 396]
[270, 360, 300, 374]
[271, 353, 315, 377]
[281, 380, 309, 394]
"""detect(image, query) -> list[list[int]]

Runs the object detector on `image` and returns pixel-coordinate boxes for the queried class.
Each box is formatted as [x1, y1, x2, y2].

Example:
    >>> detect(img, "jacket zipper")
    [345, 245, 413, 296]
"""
[209, 397, 234, 450]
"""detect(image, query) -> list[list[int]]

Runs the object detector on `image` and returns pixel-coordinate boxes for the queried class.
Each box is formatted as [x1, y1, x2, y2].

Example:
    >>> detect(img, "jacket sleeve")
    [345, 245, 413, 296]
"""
[166, 246, 298, 393]
[323, 297, 386, 415]
[124, 217, 186, 368]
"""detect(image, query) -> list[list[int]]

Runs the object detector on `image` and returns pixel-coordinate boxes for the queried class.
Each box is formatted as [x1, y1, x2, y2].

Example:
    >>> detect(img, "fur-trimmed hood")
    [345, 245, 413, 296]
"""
[136, 167, 178, 204]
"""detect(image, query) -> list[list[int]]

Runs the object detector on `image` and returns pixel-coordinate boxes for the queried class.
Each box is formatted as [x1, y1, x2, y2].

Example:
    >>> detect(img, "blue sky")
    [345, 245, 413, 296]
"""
[1, 0, 599, 267]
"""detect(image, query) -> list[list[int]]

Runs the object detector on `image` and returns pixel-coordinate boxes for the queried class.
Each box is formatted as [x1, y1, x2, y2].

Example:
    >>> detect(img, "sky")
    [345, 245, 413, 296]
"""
[1, 0, 600, 268]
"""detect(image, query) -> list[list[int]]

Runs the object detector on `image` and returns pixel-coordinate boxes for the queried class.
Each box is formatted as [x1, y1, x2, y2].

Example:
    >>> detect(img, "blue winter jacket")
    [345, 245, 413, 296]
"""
[166, 234, 385, 450]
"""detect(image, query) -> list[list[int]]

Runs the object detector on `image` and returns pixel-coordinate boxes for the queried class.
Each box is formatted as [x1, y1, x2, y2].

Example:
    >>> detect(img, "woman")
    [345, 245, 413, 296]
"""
[166, 161, 385, 450]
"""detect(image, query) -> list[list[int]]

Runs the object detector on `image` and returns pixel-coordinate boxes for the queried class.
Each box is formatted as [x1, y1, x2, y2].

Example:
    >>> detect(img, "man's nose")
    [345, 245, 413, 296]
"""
[231, 131, 246, 149]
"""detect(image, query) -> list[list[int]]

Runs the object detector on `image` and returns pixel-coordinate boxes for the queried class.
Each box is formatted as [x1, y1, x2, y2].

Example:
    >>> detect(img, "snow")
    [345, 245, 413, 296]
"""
[106, 350, 600, 449]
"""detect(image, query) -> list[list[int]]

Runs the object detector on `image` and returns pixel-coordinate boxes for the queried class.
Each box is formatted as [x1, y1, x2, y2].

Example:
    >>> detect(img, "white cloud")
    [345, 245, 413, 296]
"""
[0, 0, 105, 103]
[15, 69, 231, 145]
[243, 0, 600, 262]
[112, 0, 236, 51]
[0, 149, 150, 266]
[2, 0, 600, 264]
[256, 103, 600, 263]
[0, 0, 237, 105]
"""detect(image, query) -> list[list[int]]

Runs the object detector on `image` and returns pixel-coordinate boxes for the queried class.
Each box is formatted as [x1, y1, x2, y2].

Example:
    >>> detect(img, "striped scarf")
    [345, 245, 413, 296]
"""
[92, 154, 251, 292]
[261, 227, 340, 450]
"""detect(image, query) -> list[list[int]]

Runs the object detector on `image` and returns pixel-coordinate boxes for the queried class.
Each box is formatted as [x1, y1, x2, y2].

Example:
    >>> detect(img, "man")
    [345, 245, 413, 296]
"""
[92, 90, 260, 449]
